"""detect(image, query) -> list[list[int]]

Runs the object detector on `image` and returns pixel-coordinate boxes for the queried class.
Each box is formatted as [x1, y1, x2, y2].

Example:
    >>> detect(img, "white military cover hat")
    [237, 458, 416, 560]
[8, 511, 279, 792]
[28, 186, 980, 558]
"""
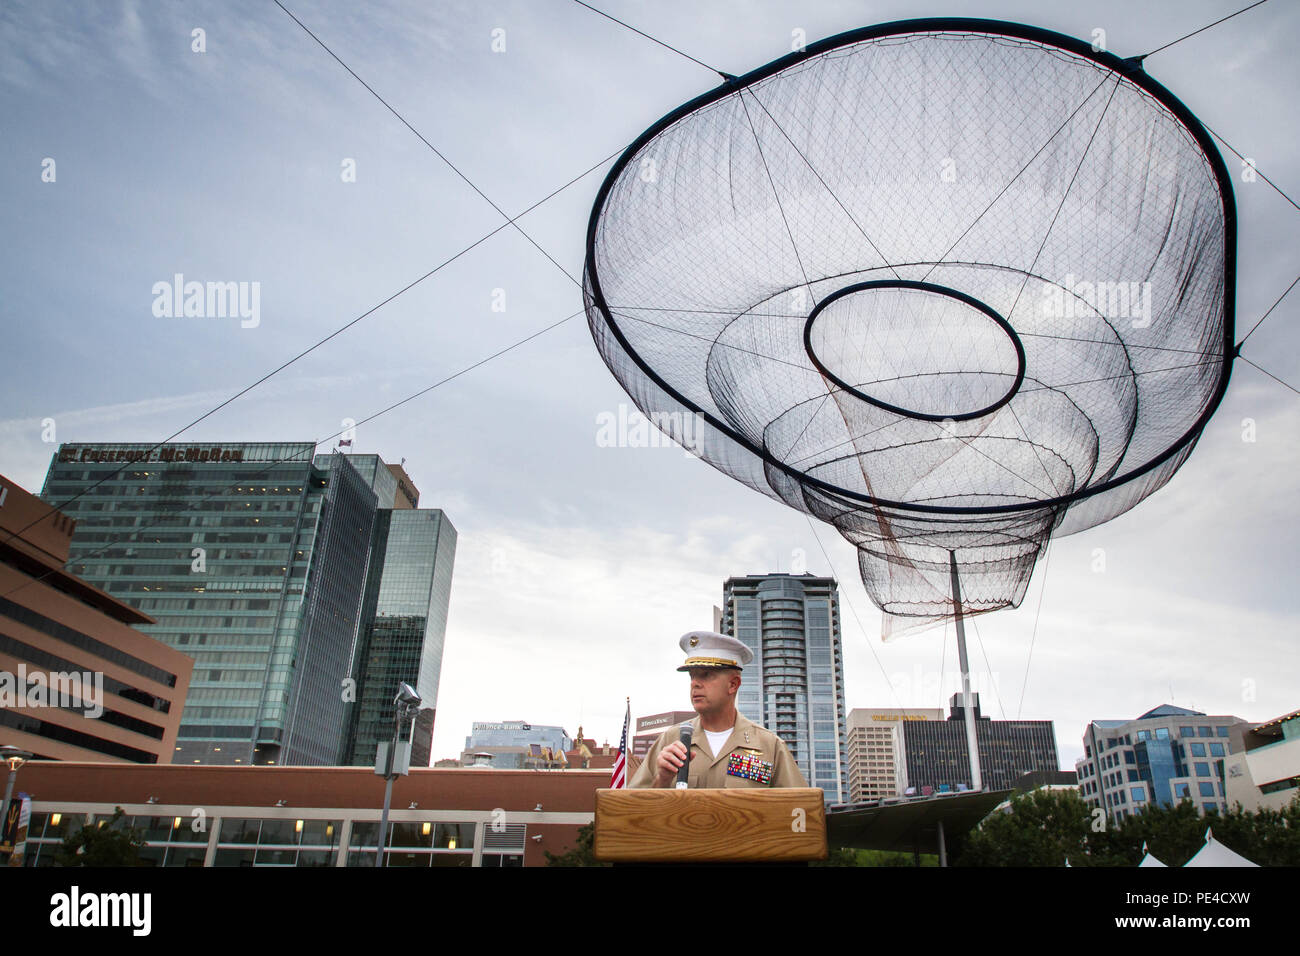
[677, 630, 754, 671]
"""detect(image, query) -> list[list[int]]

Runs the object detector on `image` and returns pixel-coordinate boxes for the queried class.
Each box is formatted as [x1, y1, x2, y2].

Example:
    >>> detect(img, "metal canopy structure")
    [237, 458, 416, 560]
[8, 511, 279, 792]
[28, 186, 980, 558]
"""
[583, 18, 1236, 636]
[827, 789, 1013, 865]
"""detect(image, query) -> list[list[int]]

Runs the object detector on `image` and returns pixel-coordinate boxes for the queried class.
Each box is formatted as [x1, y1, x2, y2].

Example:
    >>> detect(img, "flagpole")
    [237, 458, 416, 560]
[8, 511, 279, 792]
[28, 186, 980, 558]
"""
[611, 696, 630, 789]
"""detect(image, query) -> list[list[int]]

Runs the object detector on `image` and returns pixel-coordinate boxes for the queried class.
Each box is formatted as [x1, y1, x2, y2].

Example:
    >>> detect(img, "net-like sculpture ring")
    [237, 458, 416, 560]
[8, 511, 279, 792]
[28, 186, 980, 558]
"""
[583, 18, 1235, 623]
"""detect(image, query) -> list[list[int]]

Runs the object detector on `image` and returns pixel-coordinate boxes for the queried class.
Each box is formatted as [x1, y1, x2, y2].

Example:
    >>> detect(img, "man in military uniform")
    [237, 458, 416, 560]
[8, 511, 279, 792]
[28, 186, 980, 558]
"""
[629, 631, 808, 790]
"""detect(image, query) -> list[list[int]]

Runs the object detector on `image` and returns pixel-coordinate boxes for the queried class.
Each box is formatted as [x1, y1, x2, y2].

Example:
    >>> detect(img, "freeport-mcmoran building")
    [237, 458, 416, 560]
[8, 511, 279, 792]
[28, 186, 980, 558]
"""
[38, 443, 455, 769]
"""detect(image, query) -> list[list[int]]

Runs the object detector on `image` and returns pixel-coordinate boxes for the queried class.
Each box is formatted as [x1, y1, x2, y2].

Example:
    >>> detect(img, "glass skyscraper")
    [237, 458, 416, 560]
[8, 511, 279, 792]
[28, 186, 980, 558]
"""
[721, 573, 848, 803]
[39, 443, 455, 768]
[343, 508, 457, 768]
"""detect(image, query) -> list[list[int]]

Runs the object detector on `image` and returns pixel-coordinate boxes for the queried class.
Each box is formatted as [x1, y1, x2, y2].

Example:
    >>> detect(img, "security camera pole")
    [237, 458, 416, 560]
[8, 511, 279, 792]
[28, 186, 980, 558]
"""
[374, 682, 421, 867]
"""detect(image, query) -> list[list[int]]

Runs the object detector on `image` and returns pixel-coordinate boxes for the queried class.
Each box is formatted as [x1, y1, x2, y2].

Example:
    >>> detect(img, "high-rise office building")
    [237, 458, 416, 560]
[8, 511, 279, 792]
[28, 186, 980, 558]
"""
[0, 473, 193, 764]
[39, 443, 455, 768]
[309, 453, 457, 768]
[720, 573, 848, 803]
[1075, 704, 1252, 825]
[902, 693, 1059, 794]
[343, 507, 456, 768]
[846, 707, 943, 803]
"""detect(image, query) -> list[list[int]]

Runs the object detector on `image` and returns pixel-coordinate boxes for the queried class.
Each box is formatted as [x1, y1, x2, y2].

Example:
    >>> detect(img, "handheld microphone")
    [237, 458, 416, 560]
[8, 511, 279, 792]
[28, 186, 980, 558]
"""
[675, 723, 692, 789]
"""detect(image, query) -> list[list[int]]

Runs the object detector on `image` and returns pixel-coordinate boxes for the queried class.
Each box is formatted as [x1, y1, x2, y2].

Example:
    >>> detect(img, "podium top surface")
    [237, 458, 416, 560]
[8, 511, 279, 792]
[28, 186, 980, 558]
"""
[594, 787, 827, 863]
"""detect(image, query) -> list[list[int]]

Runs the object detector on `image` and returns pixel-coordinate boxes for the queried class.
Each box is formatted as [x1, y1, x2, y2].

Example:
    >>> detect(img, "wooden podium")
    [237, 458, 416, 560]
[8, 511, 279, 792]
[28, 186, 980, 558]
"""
[593, 788, 827, 863]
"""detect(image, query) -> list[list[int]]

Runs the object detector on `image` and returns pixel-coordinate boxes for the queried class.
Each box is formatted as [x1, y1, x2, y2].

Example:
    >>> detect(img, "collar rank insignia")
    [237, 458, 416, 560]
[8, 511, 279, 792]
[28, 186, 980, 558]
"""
[727, 751, 773, 785]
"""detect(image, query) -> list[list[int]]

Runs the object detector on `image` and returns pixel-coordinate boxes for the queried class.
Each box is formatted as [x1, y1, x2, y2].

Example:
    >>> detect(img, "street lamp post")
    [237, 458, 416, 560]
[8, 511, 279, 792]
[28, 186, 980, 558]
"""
[1, 745, 35, 865]
[374, 683, 421, 867]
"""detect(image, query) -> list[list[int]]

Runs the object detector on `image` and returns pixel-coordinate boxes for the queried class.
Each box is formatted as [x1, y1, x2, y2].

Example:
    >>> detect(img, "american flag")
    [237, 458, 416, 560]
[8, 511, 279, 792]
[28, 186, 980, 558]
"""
[610, 698, 630, 788]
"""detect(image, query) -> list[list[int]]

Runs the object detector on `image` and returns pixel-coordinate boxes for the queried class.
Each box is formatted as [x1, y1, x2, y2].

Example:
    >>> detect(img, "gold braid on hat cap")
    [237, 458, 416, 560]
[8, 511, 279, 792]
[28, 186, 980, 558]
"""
[680, 656, 741, 668]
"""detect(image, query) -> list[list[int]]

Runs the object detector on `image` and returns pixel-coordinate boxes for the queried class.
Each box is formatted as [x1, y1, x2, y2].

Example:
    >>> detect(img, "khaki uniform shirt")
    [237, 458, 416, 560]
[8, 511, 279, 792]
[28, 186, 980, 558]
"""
[628, 711, 808, 790]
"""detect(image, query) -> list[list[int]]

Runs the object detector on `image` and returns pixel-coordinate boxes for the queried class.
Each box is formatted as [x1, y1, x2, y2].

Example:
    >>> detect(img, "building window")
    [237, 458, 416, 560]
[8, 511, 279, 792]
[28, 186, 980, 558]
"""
[1155, 727, 1169, 740]
[213, 816, 341, 867]
[1198, 727, 1213, 737]
[1198, 782, 1215, 797]
[1260, 777, 1300, 795]
[347, 820, 473, 864]
[1216, 726, 1229, 738]
[1179, 726, 1195, 738]
[1190, 742, 1206, 757]
[1209, 743, 1224, 757]
[1195, 763, 1210, 776]
[1130, 787, 1146, 801]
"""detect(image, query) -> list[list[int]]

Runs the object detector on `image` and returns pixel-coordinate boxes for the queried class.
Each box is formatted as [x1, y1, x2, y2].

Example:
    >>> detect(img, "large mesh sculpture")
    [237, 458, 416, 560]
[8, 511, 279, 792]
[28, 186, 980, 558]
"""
[583, 19, 1235, 633]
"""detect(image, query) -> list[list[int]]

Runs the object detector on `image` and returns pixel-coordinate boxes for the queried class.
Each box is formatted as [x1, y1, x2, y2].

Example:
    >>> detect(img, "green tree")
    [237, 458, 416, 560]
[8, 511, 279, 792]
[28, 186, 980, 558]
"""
[956, 788, 1300, 866]
[1087, 796, 1205, 866]
[955, 788, 1105, 866]
[1100, 791, 1300, 866]
[811, 846, 865, 866]
[544, 822, 610, 867]
[55, 807, 147, 867]
[814, 847, 938, 866]
[1203, 793, 1300, 866]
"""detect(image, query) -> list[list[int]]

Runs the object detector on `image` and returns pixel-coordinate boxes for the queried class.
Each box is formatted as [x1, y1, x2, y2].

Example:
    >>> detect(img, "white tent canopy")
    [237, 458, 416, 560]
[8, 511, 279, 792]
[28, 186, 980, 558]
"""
[1183, 827, 1259, 867]
[1138, 840, 1167, 867]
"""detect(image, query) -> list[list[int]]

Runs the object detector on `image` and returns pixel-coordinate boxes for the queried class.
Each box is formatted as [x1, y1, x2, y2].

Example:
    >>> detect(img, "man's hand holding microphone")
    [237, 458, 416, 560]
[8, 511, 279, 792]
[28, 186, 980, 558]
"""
[652, 723, 693, 788]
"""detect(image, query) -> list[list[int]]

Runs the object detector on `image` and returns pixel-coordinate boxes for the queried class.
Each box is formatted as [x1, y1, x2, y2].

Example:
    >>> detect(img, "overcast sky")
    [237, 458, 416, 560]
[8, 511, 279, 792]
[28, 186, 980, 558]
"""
[2, 0, 1296, 771]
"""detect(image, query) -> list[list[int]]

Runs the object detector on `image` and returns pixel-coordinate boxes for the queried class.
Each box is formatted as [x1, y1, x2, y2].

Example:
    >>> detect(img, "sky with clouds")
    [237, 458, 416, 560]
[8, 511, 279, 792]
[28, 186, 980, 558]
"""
[2, 0, 1297, 770]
